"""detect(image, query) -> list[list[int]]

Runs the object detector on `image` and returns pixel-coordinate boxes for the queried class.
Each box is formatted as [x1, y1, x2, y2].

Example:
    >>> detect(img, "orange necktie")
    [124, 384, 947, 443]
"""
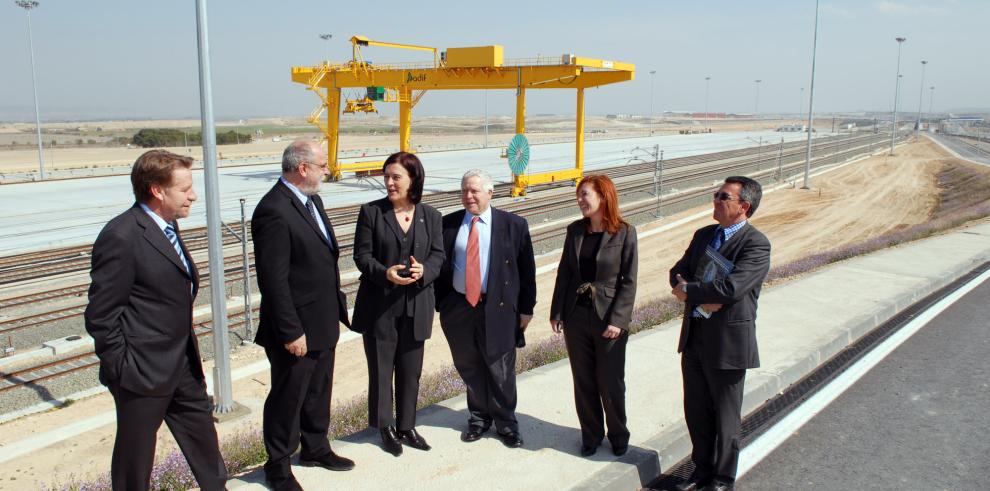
[465, 216, 481, 307]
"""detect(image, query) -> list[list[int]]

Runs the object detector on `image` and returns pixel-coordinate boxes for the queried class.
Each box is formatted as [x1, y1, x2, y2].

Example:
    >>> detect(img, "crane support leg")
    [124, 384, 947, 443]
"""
[327, 87, 342, 180]
[575, 87, 585, 179]
[399, 87, 412, 152]
[515, 86, 526, 134]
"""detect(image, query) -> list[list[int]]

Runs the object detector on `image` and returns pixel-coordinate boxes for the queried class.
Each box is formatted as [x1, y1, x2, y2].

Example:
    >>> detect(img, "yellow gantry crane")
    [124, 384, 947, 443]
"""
[291, 35, 634, 196]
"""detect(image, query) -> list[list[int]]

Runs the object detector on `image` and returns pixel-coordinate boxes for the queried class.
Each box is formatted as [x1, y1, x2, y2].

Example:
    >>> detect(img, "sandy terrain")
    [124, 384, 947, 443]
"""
[0, 138, 965, 489]
[0, 117, 812, 173]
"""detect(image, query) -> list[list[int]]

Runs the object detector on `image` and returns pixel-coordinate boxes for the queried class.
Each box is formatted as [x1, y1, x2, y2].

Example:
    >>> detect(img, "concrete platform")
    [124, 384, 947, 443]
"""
[228, 221, 990, 490]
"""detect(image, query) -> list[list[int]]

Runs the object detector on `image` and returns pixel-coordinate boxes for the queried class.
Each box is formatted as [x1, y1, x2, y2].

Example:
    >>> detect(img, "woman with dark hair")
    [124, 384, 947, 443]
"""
[352, 151, 445, 456]
[550, 174, 638, 457]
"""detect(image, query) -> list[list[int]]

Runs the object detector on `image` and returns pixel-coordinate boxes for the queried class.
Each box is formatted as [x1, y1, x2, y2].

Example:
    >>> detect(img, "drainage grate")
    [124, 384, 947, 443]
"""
[647, 260, 990, 490]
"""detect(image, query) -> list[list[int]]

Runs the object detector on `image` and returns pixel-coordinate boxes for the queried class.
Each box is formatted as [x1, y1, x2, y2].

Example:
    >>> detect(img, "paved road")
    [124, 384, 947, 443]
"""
[738, 277, 990, 490]
[931, 133, 990, 166]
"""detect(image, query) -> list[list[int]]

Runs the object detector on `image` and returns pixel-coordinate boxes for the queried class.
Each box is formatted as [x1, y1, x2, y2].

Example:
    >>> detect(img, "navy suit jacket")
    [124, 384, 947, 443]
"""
[85, 204, 204, 396]
[669, 222, 771, 369]
[252, 180, 349, 351]
[436, 207, 537, 356]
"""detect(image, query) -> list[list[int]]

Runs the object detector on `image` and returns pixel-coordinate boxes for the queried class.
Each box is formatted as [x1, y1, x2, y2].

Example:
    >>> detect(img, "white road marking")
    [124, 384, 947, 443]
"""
[737, 266, 990, 478]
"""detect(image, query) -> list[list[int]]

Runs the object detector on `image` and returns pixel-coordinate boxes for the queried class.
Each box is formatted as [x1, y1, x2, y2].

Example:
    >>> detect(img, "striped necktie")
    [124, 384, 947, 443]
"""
[164, 224, 190, 274]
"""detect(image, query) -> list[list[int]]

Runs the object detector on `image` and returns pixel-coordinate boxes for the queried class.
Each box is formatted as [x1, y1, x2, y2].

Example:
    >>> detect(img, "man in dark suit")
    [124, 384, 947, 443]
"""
[436, 169, 537, 448]
[85, 150, 226, 491]
[253, 140, 354, 491]
[669, 176, 771, 491]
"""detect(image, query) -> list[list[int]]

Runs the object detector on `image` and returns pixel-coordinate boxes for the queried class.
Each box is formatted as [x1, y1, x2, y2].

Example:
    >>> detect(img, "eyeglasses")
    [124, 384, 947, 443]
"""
[713, 191, 742, 202]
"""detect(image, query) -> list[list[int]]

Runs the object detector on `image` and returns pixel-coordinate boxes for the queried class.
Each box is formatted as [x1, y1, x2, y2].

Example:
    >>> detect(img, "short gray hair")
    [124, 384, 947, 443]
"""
[461, 169, 494, 193]
[282, 140, 319, 174]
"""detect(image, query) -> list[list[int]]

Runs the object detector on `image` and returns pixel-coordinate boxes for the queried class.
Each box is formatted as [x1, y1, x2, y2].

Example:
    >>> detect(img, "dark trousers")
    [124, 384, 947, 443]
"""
[262, 346, 335, 480]
[363, 316, 425, 431]
[440, 293, 518, 433]
[562, 303, 629, 448]
[108, 358, 226, 491]
[681, 327, 747, 483]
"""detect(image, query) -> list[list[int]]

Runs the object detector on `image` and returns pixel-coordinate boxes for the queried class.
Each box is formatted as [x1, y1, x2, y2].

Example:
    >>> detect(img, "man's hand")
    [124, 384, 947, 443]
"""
[699, 303, 723, 313]
[602, 325, 622, 339]
[672, 274, 689, 302]
[550, 319, 564, 334]
[386, 264, 417, 285]
[519, 314, 533, 330]
[284, 334, 307, 357]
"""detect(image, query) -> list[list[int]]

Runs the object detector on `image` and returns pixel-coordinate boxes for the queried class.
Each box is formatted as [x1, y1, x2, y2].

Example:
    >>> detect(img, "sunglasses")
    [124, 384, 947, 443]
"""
[713, 191, 742, 202]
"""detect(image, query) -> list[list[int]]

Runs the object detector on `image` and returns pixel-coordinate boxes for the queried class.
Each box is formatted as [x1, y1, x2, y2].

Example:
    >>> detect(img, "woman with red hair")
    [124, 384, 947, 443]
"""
[550, 174, 638, 457]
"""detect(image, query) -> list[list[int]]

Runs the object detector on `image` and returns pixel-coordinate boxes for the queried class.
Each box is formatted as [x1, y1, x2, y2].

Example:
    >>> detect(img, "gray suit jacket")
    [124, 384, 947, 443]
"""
[550, 219, 638, 330]
[669, 222, 771, 369]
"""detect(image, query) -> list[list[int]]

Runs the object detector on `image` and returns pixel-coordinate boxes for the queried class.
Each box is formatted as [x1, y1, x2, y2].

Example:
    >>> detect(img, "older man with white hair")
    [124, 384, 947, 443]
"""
[436, 169, 537, 448]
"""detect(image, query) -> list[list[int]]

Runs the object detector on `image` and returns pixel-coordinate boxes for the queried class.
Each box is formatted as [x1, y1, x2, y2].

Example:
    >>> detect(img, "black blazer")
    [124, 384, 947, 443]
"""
[436, 207, 537, 356]
[252, 180, 349, 351]
[351, 198, 445, 341]
[669, 222, 771, 370]
[550, 220, 638, 330]
[84, 204, 203, 397]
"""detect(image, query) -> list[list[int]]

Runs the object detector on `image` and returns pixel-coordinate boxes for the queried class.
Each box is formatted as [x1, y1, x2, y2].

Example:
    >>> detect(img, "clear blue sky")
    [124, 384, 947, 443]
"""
[0, 0, 985, 121]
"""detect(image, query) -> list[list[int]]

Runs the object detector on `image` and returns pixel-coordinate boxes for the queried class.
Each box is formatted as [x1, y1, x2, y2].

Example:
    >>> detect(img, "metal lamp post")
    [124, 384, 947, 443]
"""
[928, 85, 935, 121]
[802, 0, 820, 189]
[15, 0, 45, 180]
[319, 33, 332, 62]
[704, 76, 711, 131]
[649, 70, 656, 135]
[194, 0, 236, 415]
[754, 79, 762, 123]
[890, 36, 906, 155]
[915, 60, 927, 138]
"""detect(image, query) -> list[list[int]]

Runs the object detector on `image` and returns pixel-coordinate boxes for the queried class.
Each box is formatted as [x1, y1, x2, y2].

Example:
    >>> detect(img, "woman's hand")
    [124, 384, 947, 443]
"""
[550, 319, 564, 334]
[407, 255, 424, 281]
[386, 264, 417, 285]
[601, 325, 623, 339]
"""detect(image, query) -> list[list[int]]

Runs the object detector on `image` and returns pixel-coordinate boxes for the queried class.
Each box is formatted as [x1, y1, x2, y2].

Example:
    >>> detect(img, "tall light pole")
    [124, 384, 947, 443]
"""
[649, 70, 656, 135]
[890, 36, 906, 155]
[15, 1, 45, 180]
[915, 60, 927, 138]
[753, 79, 762, 122]
[928, 85, 935, 121]
[319, 33, 332, 62]
[799, 87, 804, 123]
[802, 0, 820, 189]
[195, 0, 236, 415]
[704, 76, 711, 131]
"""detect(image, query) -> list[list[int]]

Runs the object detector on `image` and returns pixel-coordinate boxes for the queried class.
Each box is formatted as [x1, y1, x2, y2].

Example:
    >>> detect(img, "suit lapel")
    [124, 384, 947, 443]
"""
[595, 228, 616, 264]
[174, 223, 200, 294]
[486, 208, 501, 275]
[572, 222, 585, 267]
[313, 194, 339, 256]
[411, 203, 428, 260]
[134, 207, 191, 277]
[381, 200, 405, 245]
[444, 209, 465, 260]
[720, 223, 749, 253]
[278, 181, 332, 249]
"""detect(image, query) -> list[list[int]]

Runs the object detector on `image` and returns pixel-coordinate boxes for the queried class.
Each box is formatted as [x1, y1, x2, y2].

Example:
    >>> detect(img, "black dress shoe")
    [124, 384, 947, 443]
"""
[380, 426, 403, 456]
[675, 474, 712, 491]
[461, 425, 488, 442]
[611, 443, 628, 456]
[299, 449, 355, 471]
[399, 428, 432, 451]
[580, 443, 598, 457]
[264, 474, 302, 491]
[497, 430, 524, 448]
[702, 481, 733, 491]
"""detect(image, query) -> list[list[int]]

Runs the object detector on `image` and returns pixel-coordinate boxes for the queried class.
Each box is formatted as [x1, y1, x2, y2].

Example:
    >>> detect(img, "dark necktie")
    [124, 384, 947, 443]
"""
[710, 227, 725, 250]
[164, 224, 190, 274]
[306, 196, 335, 252]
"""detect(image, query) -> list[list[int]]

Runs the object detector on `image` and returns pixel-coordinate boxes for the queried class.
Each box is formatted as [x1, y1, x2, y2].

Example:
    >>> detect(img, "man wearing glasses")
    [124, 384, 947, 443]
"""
[669, 176, 771, 491]
[253, 140, 354, 490]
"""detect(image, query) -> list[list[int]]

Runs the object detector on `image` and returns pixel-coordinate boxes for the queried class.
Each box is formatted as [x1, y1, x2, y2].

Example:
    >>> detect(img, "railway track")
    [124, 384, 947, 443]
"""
[0, 132, 888, 341]
[0, 132, 897, 397]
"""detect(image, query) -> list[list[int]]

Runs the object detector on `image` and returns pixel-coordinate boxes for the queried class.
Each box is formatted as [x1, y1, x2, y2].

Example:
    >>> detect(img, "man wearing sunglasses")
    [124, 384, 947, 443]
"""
[669, 176, 772, 491]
